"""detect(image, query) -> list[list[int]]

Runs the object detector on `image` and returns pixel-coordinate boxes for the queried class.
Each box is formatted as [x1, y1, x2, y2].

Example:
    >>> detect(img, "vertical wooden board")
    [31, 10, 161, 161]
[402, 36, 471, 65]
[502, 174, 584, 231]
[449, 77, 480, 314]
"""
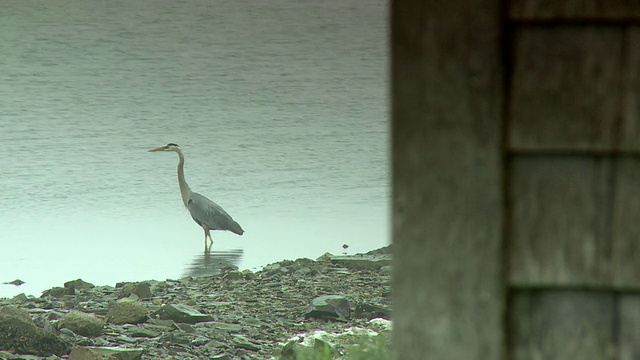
[619, 294, 640, 360]
[611, 159, 640, 287]
[508, 27, 622, 151]
[392, 0, 504, 359]
[509, 156, 610, 286]
[620, 27, 640, 151]
[509, 0, 640, 21]
[510, 290, 615, 360]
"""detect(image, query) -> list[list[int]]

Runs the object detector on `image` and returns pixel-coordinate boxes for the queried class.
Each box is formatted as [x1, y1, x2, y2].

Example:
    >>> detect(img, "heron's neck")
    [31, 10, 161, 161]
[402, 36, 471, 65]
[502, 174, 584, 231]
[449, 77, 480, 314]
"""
[176, 150, 191, 207]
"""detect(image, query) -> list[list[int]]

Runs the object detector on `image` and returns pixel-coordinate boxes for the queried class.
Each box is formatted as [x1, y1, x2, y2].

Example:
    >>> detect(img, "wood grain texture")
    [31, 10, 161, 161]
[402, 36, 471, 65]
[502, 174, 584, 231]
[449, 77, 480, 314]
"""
[509, 290, 615, 359]
[509, 156, 611, 286]
[510, 0, 640, 21]
[620, 27, 640, 151]
[611, 158, 640, 288]
[391, 0, 504, 359]
[619, 294, 640, 360]
[508, 27, 623, 151]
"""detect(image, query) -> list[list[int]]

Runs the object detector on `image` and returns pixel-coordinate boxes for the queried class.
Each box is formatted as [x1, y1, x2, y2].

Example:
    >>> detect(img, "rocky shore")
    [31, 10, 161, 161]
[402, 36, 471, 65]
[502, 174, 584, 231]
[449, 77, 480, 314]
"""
[0, 247, 392, 360]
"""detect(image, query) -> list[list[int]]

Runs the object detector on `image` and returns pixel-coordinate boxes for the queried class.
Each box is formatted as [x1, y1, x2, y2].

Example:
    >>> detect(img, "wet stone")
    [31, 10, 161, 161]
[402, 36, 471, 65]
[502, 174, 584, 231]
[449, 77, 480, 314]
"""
[71, 346, 144, 360]
[106, 301, 148, 325]
[0, 306, 70, 356]
[154, 304, 213, 324]
[354, 303, 391, 320]
[58, 310, 104, 337]
[64, 279, 95, 292]
[304, 295, 351, 320]
[329, 254, 392, 270]
[0, 246, 392, 360]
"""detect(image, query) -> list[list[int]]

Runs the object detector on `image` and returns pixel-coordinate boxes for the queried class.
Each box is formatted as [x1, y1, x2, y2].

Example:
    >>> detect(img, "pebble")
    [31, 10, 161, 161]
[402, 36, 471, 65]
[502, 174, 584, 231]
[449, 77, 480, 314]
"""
[0, 248, 392, 359]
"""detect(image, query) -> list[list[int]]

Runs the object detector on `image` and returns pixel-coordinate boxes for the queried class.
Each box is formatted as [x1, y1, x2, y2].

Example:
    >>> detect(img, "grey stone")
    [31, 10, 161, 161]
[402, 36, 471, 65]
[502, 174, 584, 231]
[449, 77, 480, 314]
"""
[315, 252, 334, 261]
[71, 346, 144, 360]
[329, 254, 392, 270]
[0, 306, 70, 356]
[116, 283, 152, 300]
[41, 286, 74, 297]
[199, 321, 243, 332]
[132, 283, 152, 299]
[58, 311, 104, 337]
[354, 303, 391, 320]
[126, 327, 161, 338]
[154, 304, 213, 324]
[64, 279, 95, 292]
[304, 295, 351, 320]
[380, 265, 392, 275]
[106, 301, 148, 325]
[222, 270, 243, 281]
[176, 323, 196, 333]
[11, 293, 28, 304]
[69, 347, 115, 359]
[232, 335, 261, 351]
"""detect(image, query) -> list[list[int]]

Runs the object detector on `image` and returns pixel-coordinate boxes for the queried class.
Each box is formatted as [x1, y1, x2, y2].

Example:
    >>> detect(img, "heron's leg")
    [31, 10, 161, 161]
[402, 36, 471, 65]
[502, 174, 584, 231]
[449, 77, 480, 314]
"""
[202, 227, 208, 249]
[205, 228, 213, 245]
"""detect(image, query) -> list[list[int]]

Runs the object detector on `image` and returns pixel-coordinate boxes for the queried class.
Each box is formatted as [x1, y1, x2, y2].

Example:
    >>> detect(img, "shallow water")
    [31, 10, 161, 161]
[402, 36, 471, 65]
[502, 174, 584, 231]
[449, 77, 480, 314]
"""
[0, 0, 389, 297]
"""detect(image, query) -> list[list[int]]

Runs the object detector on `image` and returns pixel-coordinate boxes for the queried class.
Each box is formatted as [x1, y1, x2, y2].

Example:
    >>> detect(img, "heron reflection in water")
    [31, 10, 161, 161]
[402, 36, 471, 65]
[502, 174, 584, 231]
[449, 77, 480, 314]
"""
[148, 143, 244, 251]
[185, 248, 244, 277]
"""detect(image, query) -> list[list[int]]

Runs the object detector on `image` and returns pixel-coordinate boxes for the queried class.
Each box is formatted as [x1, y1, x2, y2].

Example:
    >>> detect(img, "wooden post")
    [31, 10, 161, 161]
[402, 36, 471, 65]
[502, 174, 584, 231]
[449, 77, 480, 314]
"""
[391, 0, 504, 358]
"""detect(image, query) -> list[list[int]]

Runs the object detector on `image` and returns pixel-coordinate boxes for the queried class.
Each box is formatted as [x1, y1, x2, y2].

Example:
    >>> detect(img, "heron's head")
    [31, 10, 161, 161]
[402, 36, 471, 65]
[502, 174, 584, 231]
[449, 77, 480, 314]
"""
[148, 143, 181, 153]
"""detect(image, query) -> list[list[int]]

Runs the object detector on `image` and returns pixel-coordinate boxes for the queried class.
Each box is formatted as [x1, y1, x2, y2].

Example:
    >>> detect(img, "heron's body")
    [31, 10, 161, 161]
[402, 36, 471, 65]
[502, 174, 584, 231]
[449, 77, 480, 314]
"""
[148, 143, 244, 247]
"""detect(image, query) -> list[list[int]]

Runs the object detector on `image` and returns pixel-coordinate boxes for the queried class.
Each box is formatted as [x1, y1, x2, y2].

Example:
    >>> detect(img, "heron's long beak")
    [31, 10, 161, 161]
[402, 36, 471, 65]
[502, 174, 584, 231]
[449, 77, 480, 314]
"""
[147, 146, 165, 152]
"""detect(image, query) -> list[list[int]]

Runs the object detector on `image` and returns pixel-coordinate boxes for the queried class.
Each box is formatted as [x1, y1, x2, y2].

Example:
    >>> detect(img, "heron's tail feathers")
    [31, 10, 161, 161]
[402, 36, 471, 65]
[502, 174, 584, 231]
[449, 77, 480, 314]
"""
[229, 220, 244, 236]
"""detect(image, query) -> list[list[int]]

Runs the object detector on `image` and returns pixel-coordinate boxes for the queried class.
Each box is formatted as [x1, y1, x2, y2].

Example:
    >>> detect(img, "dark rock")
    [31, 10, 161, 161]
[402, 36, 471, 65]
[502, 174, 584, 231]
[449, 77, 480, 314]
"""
[11, 293, 28, 304]
[125, 327, 161, 338]
[354, 303, 391, 320]
[241, 269, 255, 280]
[199, 321, 243, 332]
[0, 245, 393, 359]
[329, 254, 392, 270]
[222, 270, 243, 281]
[304, 295, 351, 320]
[132, 283, 152, 299]
[69, 347, 116, 359]
[232, 335, 261, 351]
[175, 323, 196, 333]
[58, 310, 104, 337]
[71, 346, 144, 360]
[65, 279, 95, 292]
[106, 301, 148, 325]
[316, 252, 334, 261]
[116, 283, 152, 300]
[0, 306, 70, 356]
[154, 304, 213, 324]
[42, 286, 74, 297]
[365, 245, 392, 255]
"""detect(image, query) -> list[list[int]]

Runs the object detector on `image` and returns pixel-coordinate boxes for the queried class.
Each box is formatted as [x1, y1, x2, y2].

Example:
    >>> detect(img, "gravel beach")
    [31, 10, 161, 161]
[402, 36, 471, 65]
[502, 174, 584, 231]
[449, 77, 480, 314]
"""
[0, 247, 392, 359]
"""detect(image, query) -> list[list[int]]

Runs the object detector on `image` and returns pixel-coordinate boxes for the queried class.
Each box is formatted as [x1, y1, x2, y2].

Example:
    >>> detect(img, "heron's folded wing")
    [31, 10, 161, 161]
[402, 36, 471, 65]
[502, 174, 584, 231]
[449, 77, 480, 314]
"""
[187, 192, 242, 234]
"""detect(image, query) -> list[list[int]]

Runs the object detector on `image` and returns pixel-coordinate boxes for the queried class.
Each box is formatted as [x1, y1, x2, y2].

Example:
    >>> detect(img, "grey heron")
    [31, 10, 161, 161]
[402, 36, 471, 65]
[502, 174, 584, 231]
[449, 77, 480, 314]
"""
[148, 143, 244, 248]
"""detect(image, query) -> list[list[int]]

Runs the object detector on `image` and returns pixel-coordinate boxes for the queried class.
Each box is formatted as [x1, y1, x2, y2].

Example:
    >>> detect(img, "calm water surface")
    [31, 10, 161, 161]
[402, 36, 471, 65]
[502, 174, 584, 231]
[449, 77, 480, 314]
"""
[0, 0, 389, 297]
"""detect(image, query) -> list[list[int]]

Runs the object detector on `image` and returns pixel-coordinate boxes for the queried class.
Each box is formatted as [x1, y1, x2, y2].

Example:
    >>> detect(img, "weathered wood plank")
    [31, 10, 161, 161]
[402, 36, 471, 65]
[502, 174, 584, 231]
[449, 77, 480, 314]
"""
[619, 294, 640, 359]
[509, 290, 615, 359]
[509, 156, 610, 286]
[612, 159, 640, 288]
[620, 27, 640, 151]
[391, 0, 504, 358]
[508, 27, 623, 151]
[510, 0, 640, 21]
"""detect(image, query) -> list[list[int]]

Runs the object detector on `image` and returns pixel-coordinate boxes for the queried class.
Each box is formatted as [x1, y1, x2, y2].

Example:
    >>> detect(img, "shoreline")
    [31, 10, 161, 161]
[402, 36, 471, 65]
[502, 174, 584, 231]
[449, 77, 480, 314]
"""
[0, 246, 392, 359]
